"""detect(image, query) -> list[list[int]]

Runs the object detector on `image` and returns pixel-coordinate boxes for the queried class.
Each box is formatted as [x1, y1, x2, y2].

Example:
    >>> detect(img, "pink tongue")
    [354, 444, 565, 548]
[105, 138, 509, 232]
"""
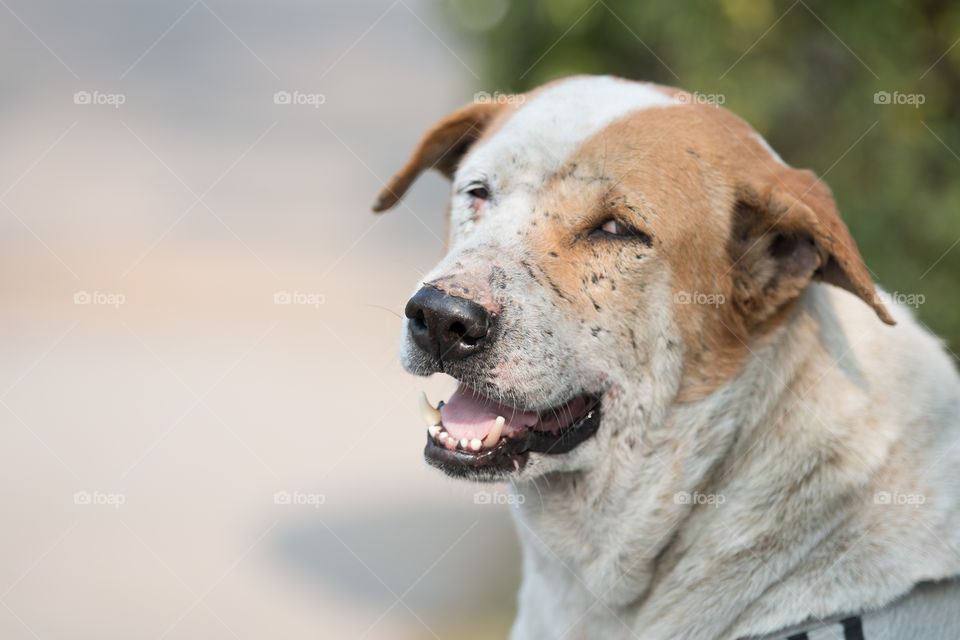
[439, 385, 539, 441]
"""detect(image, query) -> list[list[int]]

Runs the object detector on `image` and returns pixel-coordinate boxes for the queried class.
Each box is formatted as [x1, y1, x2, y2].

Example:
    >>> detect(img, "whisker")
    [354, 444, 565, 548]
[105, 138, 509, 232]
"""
[359, 303, 403, 319]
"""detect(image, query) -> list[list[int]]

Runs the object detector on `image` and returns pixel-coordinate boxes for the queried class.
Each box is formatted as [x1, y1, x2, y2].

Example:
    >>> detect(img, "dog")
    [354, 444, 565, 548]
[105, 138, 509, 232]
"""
[373, 76, 960, 639]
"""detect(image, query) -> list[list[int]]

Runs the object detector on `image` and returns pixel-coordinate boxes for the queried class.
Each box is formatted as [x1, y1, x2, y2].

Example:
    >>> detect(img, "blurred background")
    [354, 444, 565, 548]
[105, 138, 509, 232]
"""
[0, 0, 957, 638]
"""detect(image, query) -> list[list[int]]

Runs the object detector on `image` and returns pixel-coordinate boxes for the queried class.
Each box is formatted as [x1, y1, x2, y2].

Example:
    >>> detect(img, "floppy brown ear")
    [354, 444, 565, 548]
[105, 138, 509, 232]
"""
[728, 166, 895, 327]
[372, 101, 507, 212]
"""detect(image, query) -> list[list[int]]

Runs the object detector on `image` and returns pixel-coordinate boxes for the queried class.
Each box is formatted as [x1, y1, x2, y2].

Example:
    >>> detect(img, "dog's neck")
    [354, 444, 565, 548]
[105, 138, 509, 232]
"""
[509, 290, 823, 637]
[509, 284, 960, 639]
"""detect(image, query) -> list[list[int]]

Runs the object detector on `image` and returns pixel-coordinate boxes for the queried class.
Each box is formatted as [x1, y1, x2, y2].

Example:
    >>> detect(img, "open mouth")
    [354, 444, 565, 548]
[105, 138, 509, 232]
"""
[419, 384, 601, 478]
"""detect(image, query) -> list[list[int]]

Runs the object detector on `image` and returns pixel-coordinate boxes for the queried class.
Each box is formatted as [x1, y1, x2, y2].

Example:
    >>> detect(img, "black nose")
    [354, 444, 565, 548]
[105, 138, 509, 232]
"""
[404, 286, 491, 361]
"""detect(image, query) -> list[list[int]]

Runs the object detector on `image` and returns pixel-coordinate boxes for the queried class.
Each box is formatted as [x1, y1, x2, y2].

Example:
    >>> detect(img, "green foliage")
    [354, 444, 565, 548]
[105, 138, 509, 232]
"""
[442, 0, 960, 353]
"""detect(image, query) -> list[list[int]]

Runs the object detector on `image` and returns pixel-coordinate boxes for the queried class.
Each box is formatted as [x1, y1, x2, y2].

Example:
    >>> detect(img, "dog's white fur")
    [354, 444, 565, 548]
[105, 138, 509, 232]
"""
[510, 284, 960, 639]
[376, 76, 960, 639]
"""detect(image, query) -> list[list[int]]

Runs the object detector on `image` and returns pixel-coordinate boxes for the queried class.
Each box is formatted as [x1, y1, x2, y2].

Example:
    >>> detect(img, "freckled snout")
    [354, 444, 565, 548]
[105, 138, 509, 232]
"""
[404, 286, 491, 362]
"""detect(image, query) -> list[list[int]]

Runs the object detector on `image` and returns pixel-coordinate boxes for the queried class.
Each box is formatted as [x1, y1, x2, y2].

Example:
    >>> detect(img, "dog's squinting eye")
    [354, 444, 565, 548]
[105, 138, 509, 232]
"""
[466, 186, 489, 200]
[590, 219, 652, 245]
[600, 219, 620, 234]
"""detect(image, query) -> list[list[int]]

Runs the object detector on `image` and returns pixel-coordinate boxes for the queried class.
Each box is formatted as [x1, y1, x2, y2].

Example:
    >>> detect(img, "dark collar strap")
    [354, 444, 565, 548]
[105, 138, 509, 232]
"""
[786, 616, 864, 640]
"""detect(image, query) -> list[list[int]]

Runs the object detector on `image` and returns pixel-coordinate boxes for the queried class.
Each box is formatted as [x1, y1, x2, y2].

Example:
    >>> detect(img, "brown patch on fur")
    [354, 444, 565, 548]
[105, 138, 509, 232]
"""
[517, 105, 748, 401]
[522, 99, 891, 402]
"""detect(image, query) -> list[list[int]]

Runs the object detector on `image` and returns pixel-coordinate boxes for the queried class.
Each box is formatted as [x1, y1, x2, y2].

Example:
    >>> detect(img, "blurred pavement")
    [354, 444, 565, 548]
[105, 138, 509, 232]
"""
[0, 1, 521, 638]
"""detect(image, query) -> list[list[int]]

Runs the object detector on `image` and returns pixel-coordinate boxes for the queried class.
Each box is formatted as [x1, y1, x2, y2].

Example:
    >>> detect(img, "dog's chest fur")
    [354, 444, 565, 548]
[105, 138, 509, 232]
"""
[508, 285, 960, 640]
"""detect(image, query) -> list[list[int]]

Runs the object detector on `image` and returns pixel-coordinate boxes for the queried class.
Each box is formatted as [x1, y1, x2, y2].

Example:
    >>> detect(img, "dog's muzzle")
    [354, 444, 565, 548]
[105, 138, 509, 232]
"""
[403, 283, 603, 480]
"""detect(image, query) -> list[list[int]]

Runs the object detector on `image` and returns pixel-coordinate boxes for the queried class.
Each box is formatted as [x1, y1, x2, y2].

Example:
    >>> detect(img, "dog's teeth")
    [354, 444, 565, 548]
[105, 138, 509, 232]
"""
[469, 439, 482, 451]
[428, 425, 441, 438]
[459, 438, 469, 449]
[483, 416, 506, 448]
[419, 392, 442, 427]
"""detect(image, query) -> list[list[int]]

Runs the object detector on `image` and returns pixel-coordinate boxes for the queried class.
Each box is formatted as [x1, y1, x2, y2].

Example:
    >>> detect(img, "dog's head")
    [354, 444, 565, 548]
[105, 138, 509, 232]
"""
[375, 76, 893, 482]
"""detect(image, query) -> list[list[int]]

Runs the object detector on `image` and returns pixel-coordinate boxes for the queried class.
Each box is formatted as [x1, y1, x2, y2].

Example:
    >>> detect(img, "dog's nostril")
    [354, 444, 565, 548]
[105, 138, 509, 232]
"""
[449, 320, 466, 336]
[460, 334, 482, 347]
[404, 286, 492, 361]
[412, 311, 428, 332]
[448, 321, 483, 346]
